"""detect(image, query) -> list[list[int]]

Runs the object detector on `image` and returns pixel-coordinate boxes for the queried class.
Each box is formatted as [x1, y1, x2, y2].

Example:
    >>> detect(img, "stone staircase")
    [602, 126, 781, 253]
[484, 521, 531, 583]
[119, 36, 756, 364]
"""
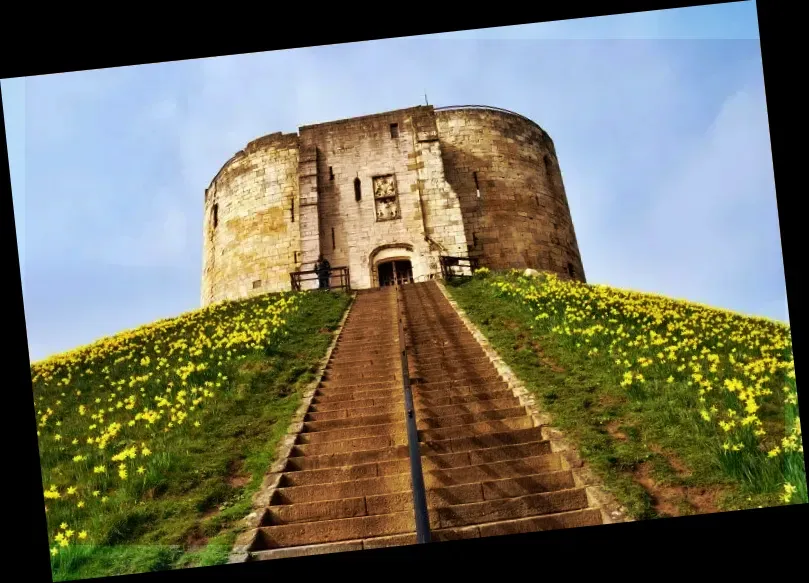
[240, 281, 602, 560]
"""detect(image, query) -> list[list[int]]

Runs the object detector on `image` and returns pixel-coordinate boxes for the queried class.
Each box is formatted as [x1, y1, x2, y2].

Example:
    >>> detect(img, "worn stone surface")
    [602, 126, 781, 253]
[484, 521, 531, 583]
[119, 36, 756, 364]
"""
[238, 281, 614, 561]
[228, 292, 355, 564]
[434, 281, 631, 526]
[435, 108, 585, 279]
[201, 105, 585, 307]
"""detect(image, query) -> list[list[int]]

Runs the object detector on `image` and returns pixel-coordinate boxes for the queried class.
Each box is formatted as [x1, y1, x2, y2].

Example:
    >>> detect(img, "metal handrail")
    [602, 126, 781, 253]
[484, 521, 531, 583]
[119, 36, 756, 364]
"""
[394, 283, 431, 544]
[290, 266, 351, 292]
[439, 255, 480, 281]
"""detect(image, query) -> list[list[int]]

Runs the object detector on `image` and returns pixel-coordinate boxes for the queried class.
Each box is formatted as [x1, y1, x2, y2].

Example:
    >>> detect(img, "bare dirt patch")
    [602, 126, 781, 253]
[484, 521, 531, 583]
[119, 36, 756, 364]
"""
[239, 359, 272, 374]
[185, 527, 209, 552]
[201, 506, 221, 519]
[598, 394, 625, 408]
[227, 459, 251, 488]
[632, 460, 725, 517]
[531, 339, 566, 373]
[605, 421, 628, 441]
[505, 321, 566, 373]
[648, 444, 693, 479]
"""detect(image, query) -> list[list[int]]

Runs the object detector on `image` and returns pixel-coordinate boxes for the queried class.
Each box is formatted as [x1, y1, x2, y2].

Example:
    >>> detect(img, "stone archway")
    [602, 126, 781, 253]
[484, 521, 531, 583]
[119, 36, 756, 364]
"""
[369, 243, 418, 288]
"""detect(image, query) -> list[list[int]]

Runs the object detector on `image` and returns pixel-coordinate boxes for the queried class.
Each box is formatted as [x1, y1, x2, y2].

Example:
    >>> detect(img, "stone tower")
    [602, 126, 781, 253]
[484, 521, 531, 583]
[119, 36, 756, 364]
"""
[201, 105, 585, 306]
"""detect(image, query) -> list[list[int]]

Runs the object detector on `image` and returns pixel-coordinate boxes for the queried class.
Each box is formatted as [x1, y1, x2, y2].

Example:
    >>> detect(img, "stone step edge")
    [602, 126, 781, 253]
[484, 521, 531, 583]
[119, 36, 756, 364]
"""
[234, 507, 605, 562]
[263, 485, 588, 531]
[285, 433, 551, 472]
[309, 388, 515, 413]
[291, 425, 545, 458]
[432, 280, 633, 528]
[305, 395, 521, 423]
[301, 404, 529, 434]
[272, 453, 562, 503]
[297, 413, 537, 445]
[247, 492, 587, 551]
[280, 437, 554, 479]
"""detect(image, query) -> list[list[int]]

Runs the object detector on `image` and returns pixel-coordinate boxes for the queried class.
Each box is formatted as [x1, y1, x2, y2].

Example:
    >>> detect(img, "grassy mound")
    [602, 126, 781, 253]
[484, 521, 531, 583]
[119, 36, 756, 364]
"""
[446, 269, 804, 518]
[31, 289, 352, 580]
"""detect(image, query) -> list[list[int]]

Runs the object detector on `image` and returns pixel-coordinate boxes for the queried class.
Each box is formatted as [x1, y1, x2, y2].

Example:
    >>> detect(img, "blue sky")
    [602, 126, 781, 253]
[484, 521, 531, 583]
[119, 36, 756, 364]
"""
[4, 1, 785, 363]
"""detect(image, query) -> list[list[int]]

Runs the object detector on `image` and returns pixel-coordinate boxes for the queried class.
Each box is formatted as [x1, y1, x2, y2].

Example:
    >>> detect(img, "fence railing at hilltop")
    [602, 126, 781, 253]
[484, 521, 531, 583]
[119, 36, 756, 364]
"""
[439, 255, 479, 281]
[290, 266, 351, 292]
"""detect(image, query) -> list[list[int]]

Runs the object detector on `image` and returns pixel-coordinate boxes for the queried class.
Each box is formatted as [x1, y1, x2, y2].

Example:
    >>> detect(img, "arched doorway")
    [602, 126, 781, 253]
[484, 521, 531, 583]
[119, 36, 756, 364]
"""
[369, 243, 418, 288]
[377, 259, 413, 287]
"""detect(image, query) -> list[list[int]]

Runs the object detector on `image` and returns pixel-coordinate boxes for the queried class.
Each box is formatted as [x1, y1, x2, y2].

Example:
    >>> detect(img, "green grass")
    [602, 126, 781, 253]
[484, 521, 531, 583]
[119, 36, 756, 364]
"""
[444, 271, 804, 519]
[34, 289, 352, 581]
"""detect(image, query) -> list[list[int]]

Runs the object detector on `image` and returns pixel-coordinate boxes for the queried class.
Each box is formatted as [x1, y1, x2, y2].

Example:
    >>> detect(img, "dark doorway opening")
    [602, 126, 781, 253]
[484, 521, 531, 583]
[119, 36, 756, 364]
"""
[377, 260, 413, 287]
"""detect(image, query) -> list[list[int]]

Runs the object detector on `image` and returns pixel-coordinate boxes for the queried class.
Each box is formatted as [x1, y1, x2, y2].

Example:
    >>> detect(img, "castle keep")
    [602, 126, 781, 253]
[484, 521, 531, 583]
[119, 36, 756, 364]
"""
[201, 105, 585, 306]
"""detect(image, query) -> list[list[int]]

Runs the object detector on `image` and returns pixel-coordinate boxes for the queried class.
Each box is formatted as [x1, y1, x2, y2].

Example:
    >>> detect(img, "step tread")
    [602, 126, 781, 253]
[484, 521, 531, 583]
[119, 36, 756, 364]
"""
[419, 416, 535, 441]
[417, 406, 529, 430]
[253, 510, 421, 549]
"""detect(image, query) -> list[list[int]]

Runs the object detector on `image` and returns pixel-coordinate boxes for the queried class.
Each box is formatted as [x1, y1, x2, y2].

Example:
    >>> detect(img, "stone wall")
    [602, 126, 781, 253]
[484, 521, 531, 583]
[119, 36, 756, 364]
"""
[435, 107, 586, 282]
[201, 133, 301, 306]
[298, 106, 467, 290]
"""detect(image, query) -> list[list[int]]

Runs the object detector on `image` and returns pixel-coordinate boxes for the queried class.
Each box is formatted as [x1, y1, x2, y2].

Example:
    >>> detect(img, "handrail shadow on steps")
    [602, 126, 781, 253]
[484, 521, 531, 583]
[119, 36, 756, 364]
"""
[394, 283, 432, 544]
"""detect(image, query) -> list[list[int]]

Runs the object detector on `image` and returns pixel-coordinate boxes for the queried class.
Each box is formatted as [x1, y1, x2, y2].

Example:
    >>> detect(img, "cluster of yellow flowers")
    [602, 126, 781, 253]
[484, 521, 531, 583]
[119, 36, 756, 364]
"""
[32, 293, 300, 558]
[488, 271, 803, 501]
[50, 522, 88, 555]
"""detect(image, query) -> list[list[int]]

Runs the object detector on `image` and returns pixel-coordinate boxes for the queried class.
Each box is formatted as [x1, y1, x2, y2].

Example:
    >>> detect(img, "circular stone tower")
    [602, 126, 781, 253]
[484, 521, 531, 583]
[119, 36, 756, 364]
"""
[434, 106, 585, 282]
[201, 132, 302, 307]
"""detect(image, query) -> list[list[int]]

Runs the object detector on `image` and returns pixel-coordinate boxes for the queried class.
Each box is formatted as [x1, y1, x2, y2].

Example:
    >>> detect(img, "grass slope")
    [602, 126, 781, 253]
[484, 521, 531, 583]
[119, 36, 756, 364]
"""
[445, 269, 804, 519]
[31, 289, 352, 581]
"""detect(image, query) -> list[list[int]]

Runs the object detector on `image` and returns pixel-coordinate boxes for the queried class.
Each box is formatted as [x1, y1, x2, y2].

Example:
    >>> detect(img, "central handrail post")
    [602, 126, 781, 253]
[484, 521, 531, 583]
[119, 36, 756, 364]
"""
[395, 282, 431, 544]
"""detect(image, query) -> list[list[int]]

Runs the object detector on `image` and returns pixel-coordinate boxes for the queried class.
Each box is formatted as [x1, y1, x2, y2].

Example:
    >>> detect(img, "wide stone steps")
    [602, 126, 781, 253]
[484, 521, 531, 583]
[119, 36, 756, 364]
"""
[413, 380, 511, 395]
[402, 281, 603, 542]
[308, 387, 514, 415]
[243, 281, 602, 560]
[254, 486, 592, 548]
[412, 371, 502, 384]
[249, 508, 603, 560]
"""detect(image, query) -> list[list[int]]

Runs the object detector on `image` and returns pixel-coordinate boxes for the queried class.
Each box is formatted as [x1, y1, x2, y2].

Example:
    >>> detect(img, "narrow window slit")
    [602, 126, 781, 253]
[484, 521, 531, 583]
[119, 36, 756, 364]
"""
[390, 123, 399, 138]
[354, 177, 362, 201]
[212, 204, 218, 229]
